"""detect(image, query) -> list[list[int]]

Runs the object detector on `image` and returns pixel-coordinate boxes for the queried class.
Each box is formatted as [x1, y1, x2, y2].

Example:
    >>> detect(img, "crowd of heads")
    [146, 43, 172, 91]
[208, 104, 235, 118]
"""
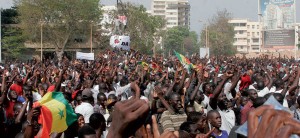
[0, 49, 300, 138]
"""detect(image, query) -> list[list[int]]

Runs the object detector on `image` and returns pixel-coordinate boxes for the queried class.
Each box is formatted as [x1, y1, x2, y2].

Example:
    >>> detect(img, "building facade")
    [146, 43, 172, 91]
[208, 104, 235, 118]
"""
[151, 0, 190, 29]
[229, 19, 262, 53]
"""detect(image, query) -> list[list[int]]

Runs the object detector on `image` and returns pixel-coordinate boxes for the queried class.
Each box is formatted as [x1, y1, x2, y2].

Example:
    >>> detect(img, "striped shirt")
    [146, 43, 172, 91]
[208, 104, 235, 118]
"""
[160, 110, 187, 131]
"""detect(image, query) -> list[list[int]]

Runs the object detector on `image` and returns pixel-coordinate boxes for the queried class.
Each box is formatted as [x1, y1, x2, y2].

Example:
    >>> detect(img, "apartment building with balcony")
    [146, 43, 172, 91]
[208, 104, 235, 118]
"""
[151, 0, 190, 29]
[229, 19, 262, 53]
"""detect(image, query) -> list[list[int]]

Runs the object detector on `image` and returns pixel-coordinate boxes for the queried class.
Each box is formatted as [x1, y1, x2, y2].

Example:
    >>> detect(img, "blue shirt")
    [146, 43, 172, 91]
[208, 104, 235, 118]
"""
[211, 130, 229, 138]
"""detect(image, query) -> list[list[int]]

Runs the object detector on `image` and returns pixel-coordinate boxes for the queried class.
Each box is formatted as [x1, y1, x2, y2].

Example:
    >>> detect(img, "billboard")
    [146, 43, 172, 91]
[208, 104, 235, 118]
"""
[259, 0, 295, 30]
[263, 29, 295, 49]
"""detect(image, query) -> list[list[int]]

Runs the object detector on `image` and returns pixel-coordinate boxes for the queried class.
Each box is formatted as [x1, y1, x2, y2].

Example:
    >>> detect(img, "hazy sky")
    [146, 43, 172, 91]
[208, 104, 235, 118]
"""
[1, 0, 300, 35]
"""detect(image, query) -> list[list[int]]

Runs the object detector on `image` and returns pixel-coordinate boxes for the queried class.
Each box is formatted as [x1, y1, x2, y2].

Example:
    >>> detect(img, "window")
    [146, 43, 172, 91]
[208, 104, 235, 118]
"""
[247, 32, 250, 36]
[252, 38, 259, 43]
[239, 30, 244, 34]
[166, 17, 177, 20]
[234, 38, 238, 42]
[257, 25, 259, 29]
[257, 32, 259, 36]
[247, 25, 250, 29]
[252, 25, 255, 29]
[240, 46, 243, 49]
[252, 32, 255, 36]
[247, 39, 250, 43]
[240, 23, 246, 26]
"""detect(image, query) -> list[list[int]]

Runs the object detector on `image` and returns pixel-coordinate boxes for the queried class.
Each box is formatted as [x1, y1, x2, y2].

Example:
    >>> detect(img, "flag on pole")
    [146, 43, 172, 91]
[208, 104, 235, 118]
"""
[34, 92, 77, 138]
[174, 51, 193, 74]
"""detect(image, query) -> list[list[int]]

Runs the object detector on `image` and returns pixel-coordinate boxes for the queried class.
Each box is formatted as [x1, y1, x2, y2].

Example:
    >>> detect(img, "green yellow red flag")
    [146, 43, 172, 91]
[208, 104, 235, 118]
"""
[34, 92, 77, 138]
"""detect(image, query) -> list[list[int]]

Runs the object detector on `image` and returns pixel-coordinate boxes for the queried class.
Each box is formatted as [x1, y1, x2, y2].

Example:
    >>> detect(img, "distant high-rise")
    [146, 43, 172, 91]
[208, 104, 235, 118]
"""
[151, 0, 190, 29]
[228, 19, 262, 53]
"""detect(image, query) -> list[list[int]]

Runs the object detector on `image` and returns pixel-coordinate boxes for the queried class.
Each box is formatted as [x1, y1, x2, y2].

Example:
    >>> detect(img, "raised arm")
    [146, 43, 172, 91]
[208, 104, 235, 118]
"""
[209, 73, 233, 110]
[154, 86, 174, 114]
[54, 66, 67, 92]
[261, 66, 273, 89]
[0, 75, 7, 105]
[175, 70, 186, 94]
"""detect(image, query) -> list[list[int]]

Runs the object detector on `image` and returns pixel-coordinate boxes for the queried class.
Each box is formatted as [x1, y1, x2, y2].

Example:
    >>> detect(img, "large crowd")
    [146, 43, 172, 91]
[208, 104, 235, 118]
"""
[0, 49, 300, 138]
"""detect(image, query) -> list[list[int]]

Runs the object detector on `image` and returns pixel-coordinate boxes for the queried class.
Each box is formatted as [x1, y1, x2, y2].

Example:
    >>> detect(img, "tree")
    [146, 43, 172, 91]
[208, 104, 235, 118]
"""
[114, 3, 165, 55]
[200, 9, 235, 56]
[164, 26, 198, 56]
[2, 27, 26, 60]
[1, 7, 19, 24]
[16, 0, 102, 61]
[1, 7, 27, 60]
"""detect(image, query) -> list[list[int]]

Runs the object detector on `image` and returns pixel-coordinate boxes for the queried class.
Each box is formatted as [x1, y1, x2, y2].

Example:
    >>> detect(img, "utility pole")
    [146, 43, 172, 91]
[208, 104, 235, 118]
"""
[90, 23, 93, 53]
[40, 22, 43, 61]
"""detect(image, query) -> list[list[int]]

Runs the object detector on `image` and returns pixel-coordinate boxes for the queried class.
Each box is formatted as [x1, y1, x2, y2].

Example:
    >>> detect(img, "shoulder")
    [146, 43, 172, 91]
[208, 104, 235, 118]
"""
[162, 110, 171, 116]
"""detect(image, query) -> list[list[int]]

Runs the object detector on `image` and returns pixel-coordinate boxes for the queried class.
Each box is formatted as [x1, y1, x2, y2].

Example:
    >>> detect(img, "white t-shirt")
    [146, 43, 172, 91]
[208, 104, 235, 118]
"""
[116, 84, 131, 101]
[91, 85, 99, 104]
[224, 82, 233, 100]
[32, 91, 42, 102]
[218, 108, 236, 134]
[75, 102, 94, 123]
[202, 95, 210, 108]
[257, 87, 270, 97]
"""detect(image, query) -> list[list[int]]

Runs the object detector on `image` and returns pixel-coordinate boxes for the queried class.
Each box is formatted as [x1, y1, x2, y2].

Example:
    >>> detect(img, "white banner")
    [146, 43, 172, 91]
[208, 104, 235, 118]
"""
[199, 48, 209, 58]
[76, 52, 94, 60]
[110, 35, 131, 51]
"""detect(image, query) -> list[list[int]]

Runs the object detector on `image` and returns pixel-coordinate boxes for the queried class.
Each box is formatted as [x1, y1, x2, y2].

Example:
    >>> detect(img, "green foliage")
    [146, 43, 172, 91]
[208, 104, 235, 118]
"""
[200, 9, 235, 56]
[116, 3, 165, 55]
[164, 26, 198, 55]
[1, 7, 27, 60]
[16, 0, 102, 58]
[2, 27, 26, 59]
[1, 7, 19, 24]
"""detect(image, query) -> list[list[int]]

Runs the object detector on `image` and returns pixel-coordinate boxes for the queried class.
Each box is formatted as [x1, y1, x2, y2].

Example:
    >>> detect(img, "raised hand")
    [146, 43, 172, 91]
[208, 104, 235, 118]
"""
[248, 105, 300, 138]
[195, 127, 215, 138]
[107, 98, 149, 138]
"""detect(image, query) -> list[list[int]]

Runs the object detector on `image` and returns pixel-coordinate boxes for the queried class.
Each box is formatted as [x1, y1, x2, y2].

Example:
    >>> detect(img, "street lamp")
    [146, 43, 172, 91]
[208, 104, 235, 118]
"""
[90, 22, 93, 53]
[199, 20, 209, 57]
[40, 21, 43, 61]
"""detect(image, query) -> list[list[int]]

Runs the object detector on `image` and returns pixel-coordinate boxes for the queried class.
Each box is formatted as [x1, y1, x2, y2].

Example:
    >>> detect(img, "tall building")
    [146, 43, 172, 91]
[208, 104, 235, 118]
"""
[228, 19, 262, 53]
[151, 0, 190, 29]
[100, 6, 117, 36]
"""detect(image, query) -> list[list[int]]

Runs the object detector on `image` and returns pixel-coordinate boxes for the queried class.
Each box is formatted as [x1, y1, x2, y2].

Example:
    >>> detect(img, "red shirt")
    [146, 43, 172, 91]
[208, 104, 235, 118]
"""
[5, 101, 16, 119]
[10, 83, 23, 96]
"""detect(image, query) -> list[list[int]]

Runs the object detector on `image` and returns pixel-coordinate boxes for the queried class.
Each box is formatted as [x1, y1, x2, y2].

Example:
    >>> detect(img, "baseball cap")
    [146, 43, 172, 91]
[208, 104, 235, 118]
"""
[82, 88, 93, 98]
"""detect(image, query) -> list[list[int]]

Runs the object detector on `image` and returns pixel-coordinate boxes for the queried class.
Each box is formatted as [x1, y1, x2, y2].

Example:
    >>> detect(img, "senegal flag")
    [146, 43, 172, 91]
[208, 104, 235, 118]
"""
[137, 61, 148, 67]
[174, 51, 193, 74]
[34, 92, 77, 138]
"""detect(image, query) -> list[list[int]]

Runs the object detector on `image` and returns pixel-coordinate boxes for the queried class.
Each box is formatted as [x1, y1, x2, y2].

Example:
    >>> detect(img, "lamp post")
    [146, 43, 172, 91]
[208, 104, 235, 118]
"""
[40, 20, 44, 61]
[90, 22, 93, 53]
[199, 20, 209, 57]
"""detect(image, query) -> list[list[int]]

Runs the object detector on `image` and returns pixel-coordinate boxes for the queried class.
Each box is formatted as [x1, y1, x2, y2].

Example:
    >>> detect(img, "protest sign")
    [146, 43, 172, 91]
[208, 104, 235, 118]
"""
[110, 35, 131, 51]
[76, 52, 94, 60]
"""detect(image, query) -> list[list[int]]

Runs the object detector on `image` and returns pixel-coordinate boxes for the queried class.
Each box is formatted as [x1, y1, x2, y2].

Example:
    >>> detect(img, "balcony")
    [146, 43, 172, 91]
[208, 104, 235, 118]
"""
[234, 26, 247, 31]
[234, 34, 247, 38]
[233, 41, 247, 46]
